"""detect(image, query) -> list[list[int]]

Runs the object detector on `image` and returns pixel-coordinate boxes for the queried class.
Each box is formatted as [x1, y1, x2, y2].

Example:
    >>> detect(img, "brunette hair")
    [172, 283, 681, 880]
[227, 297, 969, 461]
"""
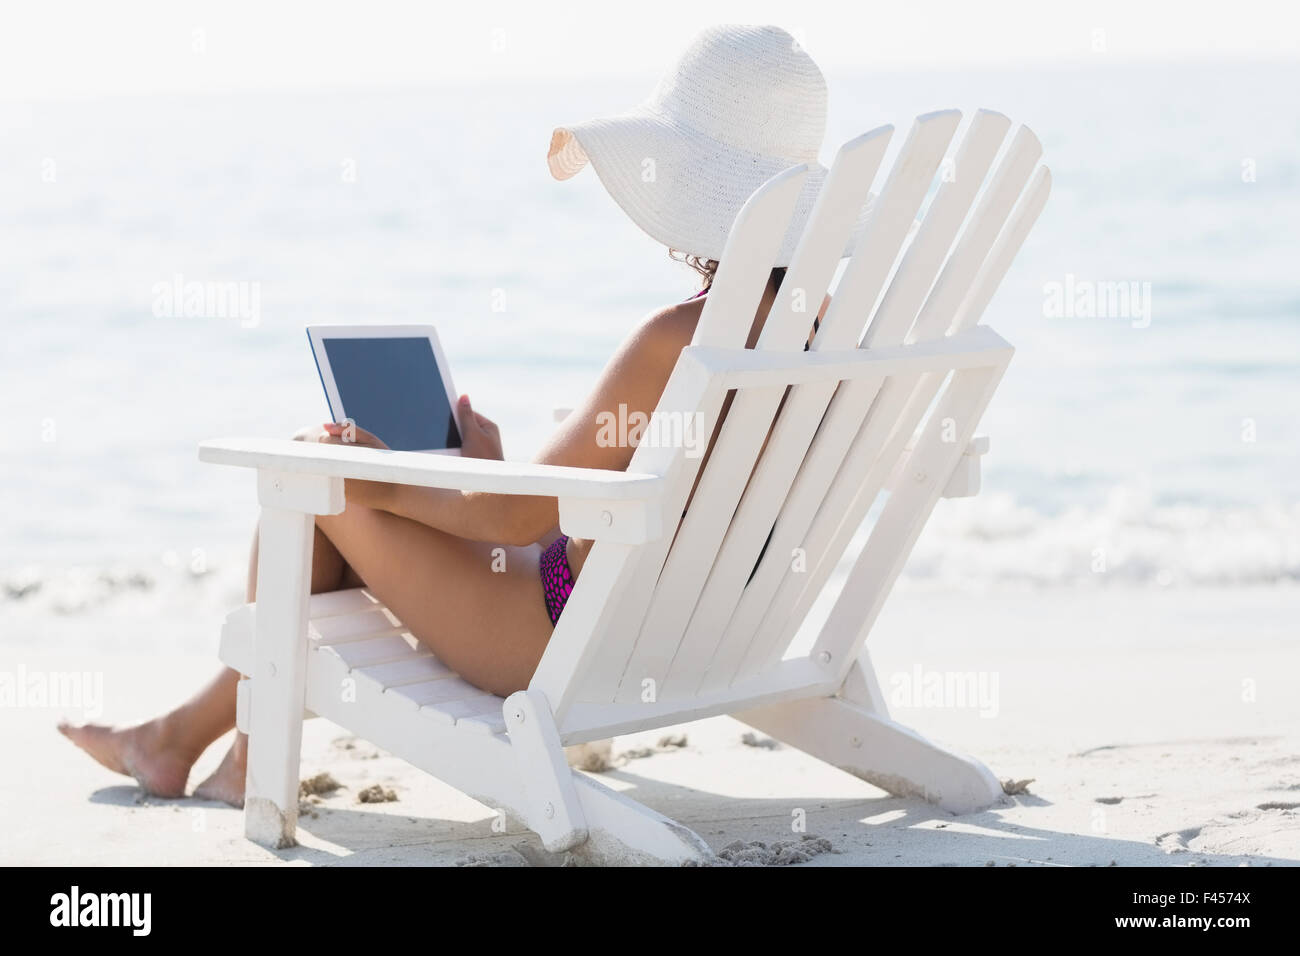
[670, 249, 786, 293]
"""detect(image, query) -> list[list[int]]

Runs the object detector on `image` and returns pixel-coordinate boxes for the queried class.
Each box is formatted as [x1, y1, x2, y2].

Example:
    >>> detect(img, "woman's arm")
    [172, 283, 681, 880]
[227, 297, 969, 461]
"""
[339, 303, 697, 546]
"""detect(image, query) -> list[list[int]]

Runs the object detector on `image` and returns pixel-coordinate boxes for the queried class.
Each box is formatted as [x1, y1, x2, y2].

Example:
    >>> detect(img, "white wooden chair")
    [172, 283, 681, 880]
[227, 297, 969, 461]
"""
[201, 109, 1050, 864]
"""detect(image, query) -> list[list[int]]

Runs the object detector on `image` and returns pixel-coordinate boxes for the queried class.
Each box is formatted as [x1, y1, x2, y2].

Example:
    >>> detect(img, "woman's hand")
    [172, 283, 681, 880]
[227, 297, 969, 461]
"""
[456, 395, 504, 460]
[292, 422, 393, 509]
[320, 421, 390, 449]
[292, 422, 390, 450]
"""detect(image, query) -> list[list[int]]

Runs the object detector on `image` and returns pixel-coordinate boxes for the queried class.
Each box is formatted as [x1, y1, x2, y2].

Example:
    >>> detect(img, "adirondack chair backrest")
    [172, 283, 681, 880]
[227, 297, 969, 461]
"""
[535, 110, 1050, 737]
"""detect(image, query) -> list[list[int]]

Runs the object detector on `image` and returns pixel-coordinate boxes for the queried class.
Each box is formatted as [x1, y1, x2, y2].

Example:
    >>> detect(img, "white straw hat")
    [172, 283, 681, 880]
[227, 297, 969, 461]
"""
[547, 24, 871, 268]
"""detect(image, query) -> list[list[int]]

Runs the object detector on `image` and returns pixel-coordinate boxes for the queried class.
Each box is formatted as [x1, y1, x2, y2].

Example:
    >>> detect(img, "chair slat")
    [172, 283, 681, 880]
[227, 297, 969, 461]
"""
[728, 125, 1044, 681]
[565, 359, 726, 707]
[906, 124, 1042, 343]
[654, 115, 959, 699]
[310, 608, 404, 645]
[760, 147, 1049, 660]
[610, 165, 811, 705]
[749, 168, 1053, 671]
[695, 114, 997, 692]
[394, 675, 482, 707]
[862, 109, 1010, 348]
[628, 132, 891, 702]
[441, 693, 506, 721]
[760, 125, 893, 351]
[691, 114, 1008, 693]
[617, 382, 786, 703]
[816, 110, 961, 348]
[693, 164, 813, 348]
[808, 363, 1009, 673]
[741, 373, 939, 676]
[569, 166, 809, 707]
[355, 655, 454, 689]
[722, 368, 925, 682]
[952, 166, 1053, 333]
[306, 588, 381, 618]
[662, 370, 845, 699]
[415, 692, 507, 735]
[324, 633, 428, 669]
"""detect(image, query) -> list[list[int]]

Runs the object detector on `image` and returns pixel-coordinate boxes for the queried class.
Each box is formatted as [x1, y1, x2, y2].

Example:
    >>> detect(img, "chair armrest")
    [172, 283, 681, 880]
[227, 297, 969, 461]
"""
[886, 434, 989, 500]
[199, 438, 660, 498]
[199, 438, 666, 543]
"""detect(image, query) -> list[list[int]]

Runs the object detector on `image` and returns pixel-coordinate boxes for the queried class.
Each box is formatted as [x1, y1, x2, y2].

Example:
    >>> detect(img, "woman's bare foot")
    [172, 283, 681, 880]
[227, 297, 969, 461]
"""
[193, 735, 247, 808]
[57, 719, 196, 799]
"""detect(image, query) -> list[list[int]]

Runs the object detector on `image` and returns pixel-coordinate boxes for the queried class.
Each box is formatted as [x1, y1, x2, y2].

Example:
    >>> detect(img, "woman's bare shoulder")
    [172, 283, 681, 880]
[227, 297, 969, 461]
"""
[539, 295, 706, 473]
[627, 295, 706, 362]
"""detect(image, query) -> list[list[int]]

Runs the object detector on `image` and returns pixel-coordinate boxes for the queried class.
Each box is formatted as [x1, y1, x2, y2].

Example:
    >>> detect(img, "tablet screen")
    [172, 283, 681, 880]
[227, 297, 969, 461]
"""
[320, 336, 461, 451]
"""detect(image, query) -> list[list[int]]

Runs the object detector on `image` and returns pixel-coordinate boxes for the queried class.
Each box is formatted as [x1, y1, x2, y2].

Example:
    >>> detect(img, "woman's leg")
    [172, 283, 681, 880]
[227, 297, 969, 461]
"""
[59, 523, 353, 801]
[314, 503, 553, 698]
[189, 523, 364, 804]
[178, 504, 553, 801]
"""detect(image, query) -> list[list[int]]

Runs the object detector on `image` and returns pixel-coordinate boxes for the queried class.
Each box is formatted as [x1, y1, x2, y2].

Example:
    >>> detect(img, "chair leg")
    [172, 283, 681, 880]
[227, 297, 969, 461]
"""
[243, 506, 315, 848]
[734, 649, 1005, 815]
[504, 692, 713, 863]
[504, 690, 589, 853]
[567, 774, 714, 866]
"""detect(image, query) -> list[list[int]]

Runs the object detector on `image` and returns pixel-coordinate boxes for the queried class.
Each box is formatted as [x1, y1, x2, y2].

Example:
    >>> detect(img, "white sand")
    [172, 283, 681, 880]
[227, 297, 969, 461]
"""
[2, 585, 1297, 866]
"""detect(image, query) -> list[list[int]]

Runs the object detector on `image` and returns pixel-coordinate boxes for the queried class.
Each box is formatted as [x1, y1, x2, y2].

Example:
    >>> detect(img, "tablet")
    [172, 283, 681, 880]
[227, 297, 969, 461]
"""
[306, 325, 462, 454]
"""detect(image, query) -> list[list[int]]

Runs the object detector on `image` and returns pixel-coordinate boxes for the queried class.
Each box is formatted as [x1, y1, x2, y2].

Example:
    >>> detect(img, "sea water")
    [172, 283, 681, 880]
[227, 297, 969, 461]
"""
[1, 60, 1297, 631]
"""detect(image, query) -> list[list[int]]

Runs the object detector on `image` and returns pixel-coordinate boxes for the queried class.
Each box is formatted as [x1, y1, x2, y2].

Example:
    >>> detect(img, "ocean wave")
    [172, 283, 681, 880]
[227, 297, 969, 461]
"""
[904, 490, 1300, 590]
[0, 561, 247, 620]
[3, 495, 1297, 626]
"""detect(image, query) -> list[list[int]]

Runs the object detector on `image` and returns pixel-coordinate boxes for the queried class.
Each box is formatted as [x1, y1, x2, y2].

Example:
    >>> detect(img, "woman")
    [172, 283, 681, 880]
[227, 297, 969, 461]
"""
[60, 24, 866, 805]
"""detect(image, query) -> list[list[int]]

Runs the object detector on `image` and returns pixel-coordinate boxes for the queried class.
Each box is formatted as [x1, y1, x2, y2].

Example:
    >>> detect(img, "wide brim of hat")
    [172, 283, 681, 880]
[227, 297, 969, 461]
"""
[548, 106, 873, 268]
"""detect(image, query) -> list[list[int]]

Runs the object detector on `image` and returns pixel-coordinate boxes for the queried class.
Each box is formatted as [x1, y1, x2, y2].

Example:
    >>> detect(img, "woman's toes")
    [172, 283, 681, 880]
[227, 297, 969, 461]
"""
[58, 720, 193, 799]
[58, 721, 130, 776]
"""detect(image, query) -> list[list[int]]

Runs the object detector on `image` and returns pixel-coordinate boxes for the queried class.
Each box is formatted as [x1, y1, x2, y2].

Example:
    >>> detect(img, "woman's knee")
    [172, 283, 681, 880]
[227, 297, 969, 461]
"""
[315, 498, 381, 556]
[310, 524, 346, 593]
